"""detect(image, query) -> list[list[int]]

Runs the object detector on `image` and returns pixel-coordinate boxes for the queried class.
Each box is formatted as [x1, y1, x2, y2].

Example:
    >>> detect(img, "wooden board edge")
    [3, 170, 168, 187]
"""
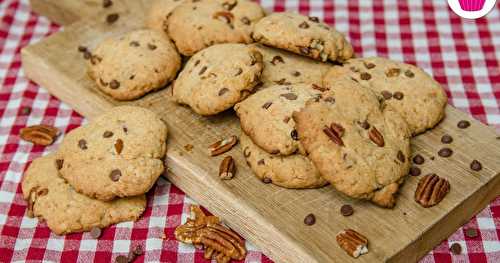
[389, 171, 500, 262]
[29, 0, 78, 25]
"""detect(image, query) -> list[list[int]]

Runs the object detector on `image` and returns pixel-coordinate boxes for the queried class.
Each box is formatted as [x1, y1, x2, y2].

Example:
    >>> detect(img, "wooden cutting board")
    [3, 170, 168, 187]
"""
[21, 2, 500, 263]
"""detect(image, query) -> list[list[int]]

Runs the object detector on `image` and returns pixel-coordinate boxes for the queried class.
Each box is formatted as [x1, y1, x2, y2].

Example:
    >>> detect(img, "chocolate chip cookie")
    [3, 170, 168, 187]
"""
[174, 43, 263, 115]
[167, 0, 265, 56]
[22, 154, 146, 235]
[293, 78, 411, 208]
[241, 133, 327, 188]
[88, 29, 181, 100]
[252, 12, 354, 62]
[56, 106, 167, 201]
[324, 57, 447, 134]
[146, 0, 185, 32]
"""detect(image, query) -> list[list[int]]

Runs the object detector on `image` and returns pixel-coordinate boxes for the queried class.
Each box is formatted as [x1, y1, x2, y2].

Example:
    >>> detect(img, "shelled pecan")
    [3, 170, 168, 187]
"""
[20, 124, 60, 146]
[209, 135, 238, 156]
[219, 156, 236, 180]
[336, 229, 369, 258]
[414, 174, 450, 207]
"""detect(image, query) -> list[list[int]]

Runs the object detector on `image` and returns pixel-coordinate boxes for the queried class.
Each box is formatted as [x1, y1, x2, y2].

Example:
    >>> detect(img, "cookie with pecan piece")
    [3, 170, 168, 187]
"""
[146, 0, 185, 32]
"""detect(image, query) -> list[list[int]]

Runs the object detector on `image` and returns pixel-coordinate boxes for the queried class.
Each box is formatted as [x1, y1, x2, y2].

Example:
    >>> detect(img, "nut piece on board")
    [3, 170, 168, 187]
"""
[414, 174, 450, 208]
[336, 229, 369, 258]
[175, 205, 246, 263]
[20, 124, 60, 146]
[219, 156, 236, 180]
[209, 135, 238, 156]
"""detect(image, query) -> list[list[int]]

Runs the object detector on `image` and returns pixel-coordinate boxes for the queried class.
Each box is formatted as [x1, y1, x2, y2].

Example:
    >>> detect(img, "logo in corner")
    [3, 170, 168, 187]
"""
[448, 0, 497, 19]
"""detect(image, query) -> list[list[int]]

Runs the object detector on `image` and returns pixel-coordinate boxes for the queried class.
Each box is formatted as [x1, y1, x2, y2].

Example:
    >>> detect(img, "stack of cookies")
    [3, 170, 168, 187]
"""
[22, 106, 168, 235]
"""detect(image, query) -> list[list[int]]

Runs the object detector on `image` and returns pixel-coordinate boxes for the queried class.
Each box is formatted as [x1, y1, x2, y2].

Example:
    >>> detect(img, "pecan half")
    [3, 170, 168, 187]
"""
[175, 206, 246, 263]
[213, 11, 234, 25]
[219, 156, 236, 180]
[336, 229, 368, 258]
[209, 135, 238, 156]
[323, 124, 344, 146]
[368, 126, 384, 147]
[20, 125, 60, 146]
[415, 174, 450, 208]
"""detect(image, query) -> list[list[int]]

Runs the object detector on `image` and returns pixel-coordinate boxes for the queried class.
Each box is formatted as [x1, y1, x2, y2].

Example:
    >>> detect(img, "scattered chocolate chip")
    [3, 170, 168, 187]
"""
[78, 139, 88, 150]
[470, 160, 482, 171]
[90, 227, 101, 239]
[299, 47, 310, 55]
[103, 131, 114, 138]
[103, 0, 113, 8]
[199, 66, 207, 75]
[413, 154, 424, 165]
[409, 166, 421, 176]
[404, 70, 414, 78]
[106, 13, 119, 24]
[147, 43, 157, 50]
[262, 177, 271, 184]
[393, 92, 404, 100]
[129, 41, 140, 47]
[441, 134, 453, 144]
[303, 213, 316, 225]
[292, 71, 301, 77]
[20, 106, 31, 115]
[241, 16, 251, 25]
[109, 80, 120, 89]
[55, 159, 64, 170]
[457, 120, 470, 129]
[280, 93, 298, 100]
[218, 88, 229, 96]
[381, 90, 392, 100]
[450, 243, 462, 255]
[397, 151, 406, 163]
[271, 55, 284, 65]
[465, 228, 478, 238]
[262, 101, 272, 109]
[291, 130, 299, 141]
[115, 139, 124, 154]
[115, 255, 128, 263]
[340, 204, 353, 216]
[78, 45, 88, 52]
[360, 72, 371, 80]
[438, 147, 453, 157]
[299, 21, 309, 29]
[110, 169, 121, 181]
[308, 16, 319, 22]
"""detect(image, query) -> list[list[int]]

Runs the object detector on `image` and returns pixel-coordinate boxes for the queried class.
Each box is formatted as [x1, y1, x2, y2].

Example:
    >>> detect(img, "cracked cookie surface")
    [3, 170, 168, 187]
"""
[57, 106, 167, 201]
[241, 133, 327, 189]
[324, 57, 447, 135]
[22, 154, 146, 235]
[252, 12, 354, 62]
[88, 29, 181, 101]
[174, 43, 263, 115]
[293, 78, 411, 207]
[167, 0, 265, 56]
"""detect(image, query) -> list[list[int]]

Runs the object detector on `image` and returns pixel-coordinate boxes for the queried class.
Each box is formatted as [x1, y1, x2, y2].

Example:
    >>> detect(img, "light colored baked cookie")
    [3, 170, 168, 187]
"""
[241, 133, 327, 189]
[252, 12, 354, 62]
[324, 57, 447, 135]
[88, 29, 181, 101]
[234, 84, 322, 155]
[146, 0, 185, 32]
[293, 78, 411, 208]
[57, 106, 167, 201]
[174, 43, 263, 115]
[22, 154, 146, 235]
[252, 44, 330, 89]
[167, 0, 265, 56]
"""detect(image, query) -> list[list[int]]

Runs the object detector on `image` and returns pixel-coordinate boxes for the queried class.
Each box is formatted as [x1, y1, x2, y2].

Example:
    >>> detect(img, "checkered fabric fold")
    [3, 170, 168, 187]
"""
[1, 0, 499, 262]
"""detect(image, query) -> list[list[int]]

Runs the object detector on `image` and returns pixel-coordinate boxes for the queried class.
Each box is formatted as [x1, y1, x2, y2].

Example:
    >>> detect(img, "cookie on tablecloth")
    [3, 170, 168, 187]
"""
[253, 44, 331, 89]
[146, 0, 185, 32]
[324, 57, 447, 134]
[252, 12, 354, 62]
[234, 84, 322, 156]
[56, 106, 167, 201]
[174, 43, 263, 115]
[167, 0, 265, 56]
[241, 133, 327, 189]
[88, 29, 181, 100]
[293, 78, 411, 208]
[22, 154, 146, 235]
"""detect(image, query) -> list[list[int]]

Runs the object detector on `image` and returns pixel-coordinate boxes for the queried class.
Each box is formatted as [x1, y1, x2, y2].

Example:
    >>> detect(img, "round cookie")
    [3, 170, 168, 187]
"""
[146, 0, 185, 32]
[293, 78, 411, 208]
[174, 43, 263, 115]
[253, 44, 331, 89]
[252, 12, 354, 62]
[22, 154, 146, 235]
[167, 0, 265, 56]
[56, 106, 167, 201]
[234, 84, 322, 156]
[241, 133, 327, 189]
[324, 57, 447, 135]
[88, 29, 181, 101]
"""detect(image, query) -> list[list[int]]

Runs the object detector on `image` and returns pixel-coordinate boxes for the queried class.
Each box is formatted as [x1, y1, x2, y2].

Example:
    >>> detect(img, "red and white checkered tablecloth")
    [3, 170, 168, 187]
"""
[0, 0, 499, 262]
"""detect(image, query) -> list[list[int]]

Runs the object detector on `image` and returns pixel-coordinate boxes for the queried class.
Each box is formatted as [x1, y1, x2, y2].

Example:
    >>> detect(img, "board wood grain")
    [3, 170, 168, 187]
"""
[21, 6, 500, 263]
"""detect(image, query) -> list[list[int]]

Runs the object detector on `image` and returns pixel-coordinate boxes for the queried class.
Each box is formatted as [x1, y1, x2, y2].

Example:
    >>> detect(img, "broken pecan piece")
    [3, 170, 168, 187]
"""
[415, 174, 450, 207]
[336, 229, 369, 258]
[219, 156, 236, 180]
[175, 206, 246, 263]
[20, 124, 60, 146]
[213, 11, 234, 25]
[209, 135, 238, 156]
[368, 126, 384, 147]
